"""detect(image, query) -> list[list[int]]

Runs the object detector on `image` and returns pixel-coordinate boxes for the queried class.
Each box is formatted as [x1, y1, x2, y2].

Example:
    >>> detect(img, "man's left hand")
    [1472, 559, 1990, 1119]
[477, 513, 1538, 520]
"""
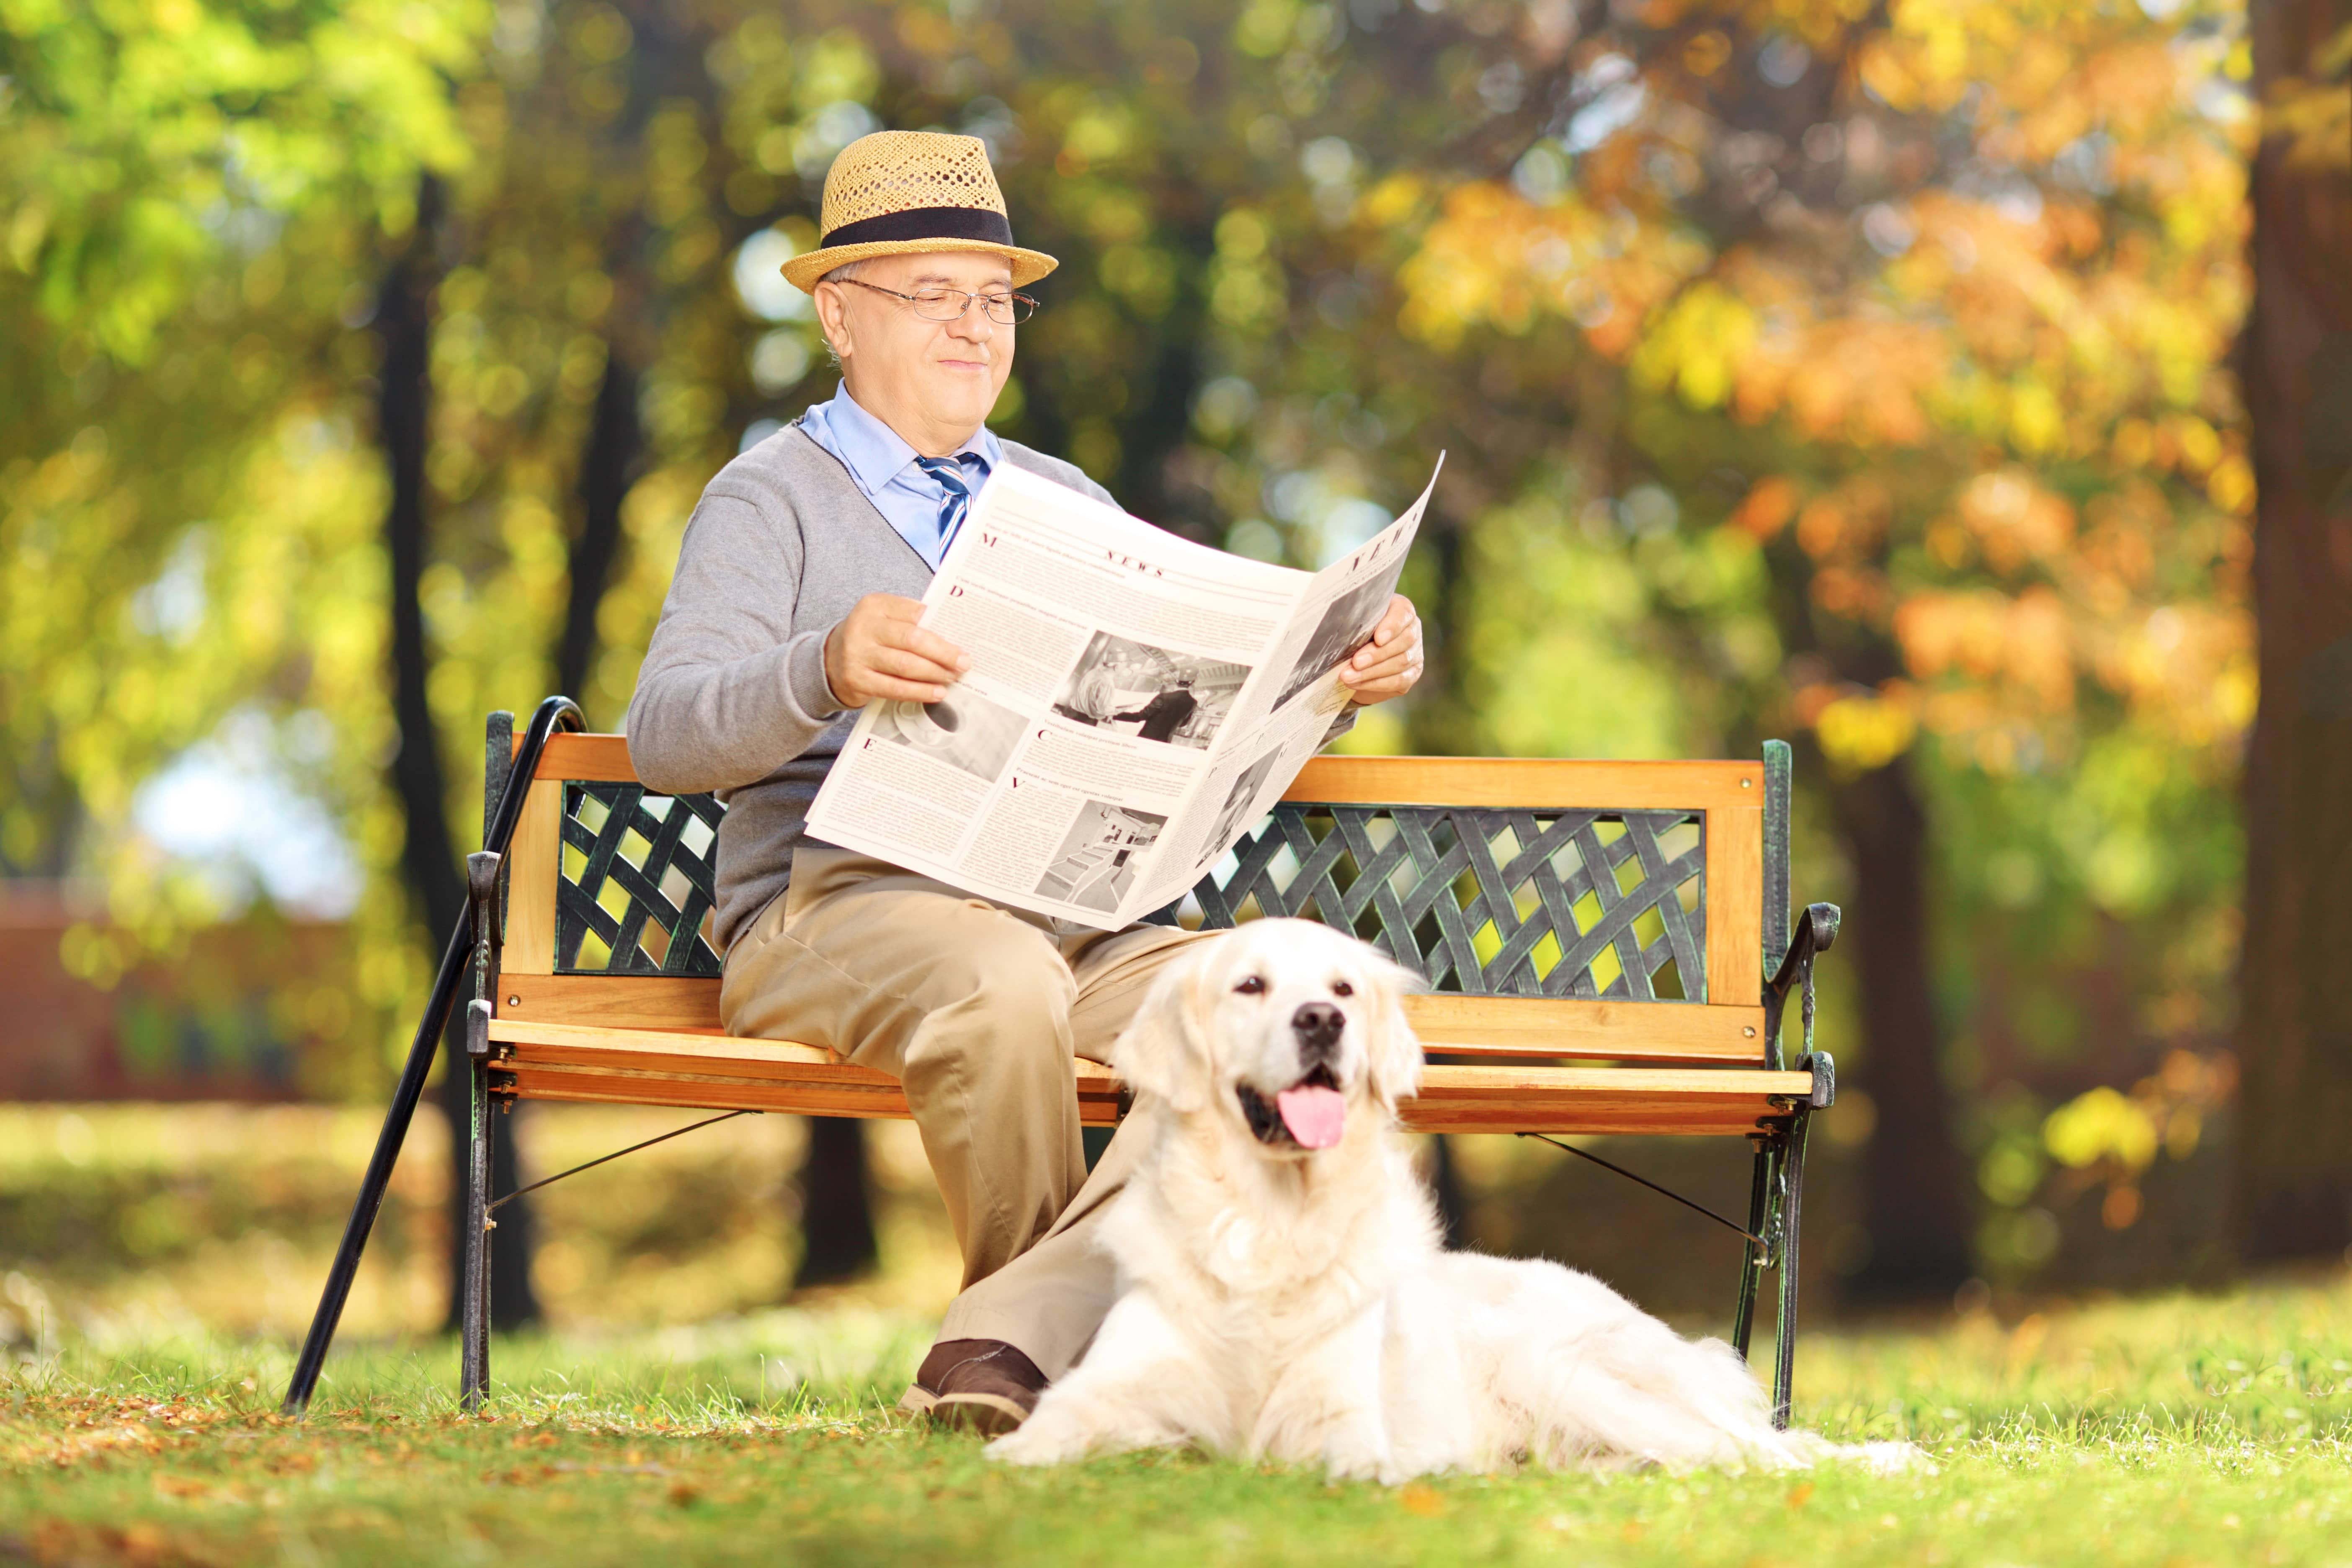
[1336, 594, 1424, 706]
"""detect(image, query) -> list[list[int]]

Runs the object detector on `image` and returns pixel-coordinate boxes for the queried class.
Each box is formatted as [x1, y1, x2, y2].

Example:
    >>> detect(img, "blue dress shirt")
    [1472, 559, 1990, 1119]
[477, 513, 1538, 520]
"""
[796, 382, 1000, 571]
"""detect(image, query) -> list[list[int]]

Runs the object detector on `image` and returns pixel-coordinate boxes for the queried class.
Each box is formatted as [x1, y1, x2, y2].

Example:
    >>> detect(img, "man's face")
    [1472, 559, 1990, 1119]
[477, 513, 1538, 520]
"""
[820, 250, 1015, 446]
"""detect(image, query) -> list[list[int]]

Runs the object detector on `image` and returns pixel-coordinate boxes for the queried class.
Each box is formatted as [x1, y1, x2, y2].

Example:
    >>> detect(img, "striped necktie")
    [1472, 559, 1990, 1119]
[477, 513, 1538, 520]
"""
[914, 454, 981, 561]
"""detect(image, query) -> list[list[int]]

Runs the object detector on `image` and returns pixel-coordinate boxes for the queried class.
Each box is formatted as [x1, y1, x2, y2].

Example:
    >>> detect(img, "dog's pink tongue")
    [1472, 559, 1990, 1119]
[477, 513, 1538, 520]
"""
[1276, 1084, 1347, 1149]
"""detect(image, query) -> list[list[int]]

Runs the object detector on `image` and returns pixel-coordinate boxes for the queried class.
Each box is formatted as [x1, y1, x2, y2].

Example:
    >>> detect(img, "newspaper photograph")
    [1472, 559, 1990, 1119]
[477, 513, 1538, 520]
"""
[805, 455, 1442, 928]
[1048, 632, 1248, 750]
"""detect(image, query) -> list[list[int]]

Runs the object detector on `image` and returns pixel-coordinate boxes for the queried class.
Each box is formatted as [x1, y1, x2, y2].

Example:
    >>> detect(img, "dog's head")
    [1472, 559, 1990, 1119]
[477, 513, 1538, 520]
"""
[1114, 920, 1422, 1158]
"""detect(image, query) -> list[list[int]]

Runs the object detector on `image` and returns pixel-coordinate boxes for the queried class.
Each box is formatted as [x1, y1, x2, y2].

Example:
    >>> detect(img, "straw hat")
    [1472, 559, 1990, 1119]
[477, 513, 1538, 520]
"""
[781, 131, 1058, 293]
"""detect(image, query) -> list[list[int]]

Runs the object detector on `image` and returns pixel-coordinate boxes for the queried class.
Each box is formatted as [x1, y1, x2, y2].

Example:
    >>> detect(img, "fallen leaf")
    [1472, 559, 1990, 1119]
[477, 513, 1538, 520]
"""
[1399, 1482, 1445, 1517]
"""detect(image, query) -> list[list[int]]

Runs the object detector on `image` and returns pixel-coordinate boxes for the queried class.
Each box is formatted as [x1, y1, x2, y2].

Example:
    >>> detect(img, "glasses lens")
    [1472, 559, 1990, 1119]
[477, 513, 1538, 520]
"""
[909, 290, 963, 320]
[984, 294, 1036, 324]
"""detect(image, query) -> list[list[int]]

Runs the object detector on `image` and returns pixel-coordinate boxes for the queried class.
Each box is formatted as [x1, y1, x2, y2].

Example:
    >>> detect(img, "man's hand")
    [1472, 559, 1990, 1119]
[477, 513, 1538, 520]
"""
[1336, 594, 1424, 706]
[823, 594, 970, 707]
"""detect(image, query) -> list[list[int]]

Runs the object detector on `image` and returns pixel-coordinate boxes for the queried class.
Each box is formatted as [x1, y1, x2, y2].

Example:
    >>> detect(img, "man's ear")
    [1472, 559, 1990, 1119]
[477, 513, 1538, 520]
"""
[812, 281, 853, 364]
[1111, 944, 1217, 1116]
[1362, 951, 1425, 1108]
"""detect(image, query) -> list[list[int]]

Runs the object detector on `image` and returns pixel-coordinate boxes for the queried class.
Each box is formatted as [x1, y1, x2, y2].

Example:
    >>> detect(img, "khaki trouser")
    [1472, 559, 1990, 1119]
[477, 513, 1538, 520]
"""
[720, 846, 1207, 1377]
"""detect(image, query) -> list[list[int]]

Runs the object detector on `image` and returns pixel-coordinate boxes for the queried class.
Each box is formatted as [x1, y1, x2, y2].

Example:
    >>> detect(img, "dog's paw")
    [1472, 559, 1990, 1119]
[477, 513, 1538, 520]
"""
[985, 1405, 1100, 1467]
[1319, 1436, 1405, 1485]
[1783, 1434, 1936, 1475]
[1846, 1440, 1936, 1476]
[985, 1424, 1078, 1467]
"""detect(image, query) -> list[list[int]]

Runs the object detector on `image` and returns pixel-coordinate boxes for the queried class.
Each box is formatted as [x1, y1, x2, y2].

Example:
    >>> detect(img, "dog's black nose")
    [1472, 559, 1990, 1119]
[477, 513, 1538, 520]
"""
[1292, 1001, 1344, 1057]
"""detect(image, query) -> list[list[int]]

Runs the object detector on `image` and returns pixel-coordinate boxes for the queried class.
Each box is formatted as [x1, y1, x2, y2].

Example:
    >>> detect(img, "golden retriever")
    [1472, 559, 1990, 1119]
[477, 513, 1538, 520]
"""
[989, 919, 1913, 1481]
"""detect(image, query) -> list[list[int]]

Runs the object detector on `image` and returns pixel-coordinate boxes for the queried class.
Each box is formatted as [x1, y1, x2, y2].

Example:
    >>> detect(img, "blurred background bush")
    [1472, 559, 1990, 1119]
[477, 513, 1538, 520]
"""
[3, 0, 2347, 1347]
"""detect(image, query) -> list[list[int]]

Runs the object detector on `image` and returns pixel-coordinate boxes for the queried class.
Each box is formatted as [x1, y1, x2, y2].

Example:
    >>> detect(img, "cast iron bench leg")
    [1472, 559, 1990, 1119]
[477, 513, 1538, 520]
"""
[1770, 1104, 1813, 1429]
[461, 1000, 495, 1409]
[459, 841, 505, 1411]
[1730, 1139, 1774, 1361]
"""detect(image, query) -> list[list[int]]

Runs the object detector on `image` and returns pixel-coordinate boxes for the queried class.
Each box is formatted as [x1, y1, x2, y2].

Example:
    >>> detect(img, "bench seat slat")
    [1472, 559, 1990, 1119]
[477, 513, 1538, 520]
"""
[499, 1059, 1801, 1136]
[488, 1019, 1810, 1137]
[495, 979, 1772, 1064]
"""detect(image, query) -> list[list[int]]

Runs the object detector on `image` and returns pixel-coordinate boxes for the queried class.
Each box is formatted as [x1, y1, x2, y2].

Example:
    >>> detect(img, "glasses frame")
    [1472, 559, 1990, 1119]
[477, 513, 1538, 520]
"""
[836, 277, 1038, 325]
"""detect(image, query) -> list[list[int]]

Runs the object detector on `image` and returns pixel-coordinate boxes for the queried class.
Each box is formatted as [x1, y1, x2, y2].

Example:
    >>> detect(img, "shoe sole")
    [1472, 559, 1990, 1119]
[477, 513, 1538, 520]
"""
[928, 1391, 1031, 1435]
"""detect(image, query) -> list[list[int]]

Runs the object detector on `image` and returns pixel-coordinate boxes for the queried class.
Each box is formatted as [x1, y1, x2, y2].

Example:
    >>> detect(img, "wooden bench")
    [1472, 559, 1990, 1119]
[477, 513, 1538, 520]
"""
[285, 697, 1840, 1427]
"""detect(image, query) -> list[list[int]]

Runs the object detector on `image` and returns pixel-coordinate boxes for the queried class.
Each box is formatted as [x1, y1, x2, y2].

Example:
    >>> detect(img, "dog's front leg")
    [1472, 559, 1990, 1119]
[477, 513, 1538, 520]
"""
[1249, 1305, 1400, 1483]
[988, 1293, 1221, 1466]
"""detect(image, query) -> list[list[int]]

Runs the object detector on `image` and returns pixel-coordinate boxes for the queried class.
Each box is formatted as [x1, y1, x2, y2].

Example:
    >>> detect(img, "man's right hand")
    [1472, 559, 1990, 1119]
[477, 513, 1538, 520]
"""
[823, 594, 970, 707]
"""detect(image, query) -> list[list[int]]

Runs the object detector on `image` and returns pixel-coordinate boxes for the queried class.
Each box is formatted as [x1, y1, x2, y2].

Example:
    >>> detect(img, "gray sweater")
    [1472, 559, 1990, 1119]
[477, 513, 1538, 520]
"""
[626, 423, 1115, 951]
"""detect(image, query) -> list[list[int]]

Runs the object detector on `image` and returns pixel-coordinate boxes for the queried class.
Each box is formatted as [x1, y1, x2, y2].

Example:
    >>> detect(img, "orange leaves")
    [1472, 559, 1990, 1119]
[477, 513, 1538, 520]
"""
[1388, 0, 2255, 793]
[2089, 602, 2257, 749]
[1809, 565, 1893, 626]
[1728, 476, 1798, 542]
[1957, 468, 2075, 576]
[1398, 182, 1707, 358]
[1862, 0, 2191, 143]
[1797, 480, 1889, 563]
[1649, 247, 1950, 444]
[1897, 586, 2075, 718]
[1896, 578, 2254, 753]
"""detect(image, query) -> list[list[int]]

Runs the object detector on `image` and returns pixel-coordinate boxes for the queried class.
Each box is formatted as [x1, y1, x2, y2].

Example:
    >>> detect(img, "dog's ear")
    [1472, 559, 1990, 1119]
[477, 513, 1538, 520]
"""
[1111, 942, 1218, 1115]
[1360, 948, 1426, 1108]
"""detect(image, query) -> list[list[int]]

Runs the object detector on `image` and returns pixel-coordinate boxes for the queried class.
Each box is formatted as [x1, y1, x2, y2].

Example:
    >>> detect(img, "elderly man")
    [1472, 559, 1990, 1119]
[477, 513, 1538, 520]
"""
[627, 132, 1424, 1431]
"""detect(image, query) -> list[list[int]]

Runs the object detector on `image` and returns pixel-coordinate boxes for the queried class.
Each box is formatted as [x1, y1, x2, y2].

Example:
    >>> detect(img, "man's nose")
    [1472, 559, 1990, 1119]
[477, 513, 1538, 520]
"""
[945, 300, 994, 340]
[1292, 1001, 1344, 1058]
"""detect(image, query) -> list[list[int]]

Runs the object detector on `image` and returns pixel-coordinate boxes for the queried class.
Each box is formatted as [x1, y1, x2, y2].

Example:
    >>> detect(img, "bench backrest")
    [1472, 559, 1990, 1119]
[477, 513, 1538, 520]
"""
[496, 733, 1794, 1067]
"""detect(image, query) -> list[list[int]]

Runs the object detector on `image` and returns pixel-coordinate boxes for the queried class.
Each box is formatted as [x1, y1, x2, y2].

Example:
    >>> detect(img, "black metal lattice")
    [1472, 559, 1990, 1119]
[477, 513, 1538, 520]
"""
[554, 782, 725, 975]
[1195, 805, 1705, 1000]
[551, 788, 1705, 1000]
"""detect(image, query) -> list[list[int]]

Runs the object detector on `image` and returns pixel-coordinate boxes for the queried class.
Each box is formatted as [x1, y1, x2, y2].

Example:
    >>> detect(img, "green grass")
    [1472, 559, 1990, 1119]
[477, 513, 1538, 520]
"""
[6, 1274, 2352, 1567]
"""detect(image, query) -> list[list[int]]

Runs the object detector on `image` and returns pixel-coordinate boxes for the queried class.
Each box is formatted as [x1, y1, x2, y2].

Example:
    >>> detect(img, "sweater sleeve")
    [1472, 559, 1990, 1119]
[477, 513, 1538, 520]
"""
[625, 485, 846, 795]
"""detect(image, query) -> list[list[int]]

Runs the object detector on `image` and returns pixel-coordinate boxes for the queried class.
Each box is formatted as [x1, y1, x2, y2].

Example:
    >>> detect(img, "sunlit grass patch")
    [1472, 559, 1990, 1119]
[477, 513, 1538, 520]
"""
[7, 1272, 2352, 1565]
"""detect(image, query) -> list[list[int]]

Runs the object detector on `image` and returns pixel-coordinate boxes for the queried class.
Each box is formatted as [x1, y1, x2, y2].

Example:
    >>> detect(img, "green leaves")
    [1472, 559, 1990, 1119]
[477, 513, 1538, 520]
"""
[1, 0, 488, 359]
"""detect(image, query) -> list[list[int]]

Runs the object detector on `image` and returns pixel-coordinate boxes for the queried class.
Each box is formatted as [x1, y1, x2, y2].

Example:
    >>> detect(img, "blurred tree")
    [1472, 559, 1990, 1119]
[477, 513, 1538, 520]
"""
[1362, 0, 2254, 1293]
[369, 170, 544, 1331]
[2236, 0, 2352, 1259]
[0, 0, 488, 1112]
[417, 0, 885, 1287]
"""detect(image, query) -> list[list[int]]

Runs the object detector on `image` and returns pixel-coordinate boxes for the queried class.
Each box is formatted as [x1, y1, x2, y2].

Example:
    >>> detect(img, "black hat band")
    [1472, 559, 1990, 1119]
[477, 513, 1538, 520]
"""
[819, 205, 1018, 250]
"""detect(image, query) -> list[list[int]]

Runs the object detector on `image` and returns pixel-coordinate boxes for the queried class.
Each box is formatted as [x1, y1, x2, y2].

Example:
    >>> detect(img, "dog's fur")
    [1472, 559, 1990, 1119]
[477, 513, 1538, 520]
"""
[990, 920, 1911, 1481]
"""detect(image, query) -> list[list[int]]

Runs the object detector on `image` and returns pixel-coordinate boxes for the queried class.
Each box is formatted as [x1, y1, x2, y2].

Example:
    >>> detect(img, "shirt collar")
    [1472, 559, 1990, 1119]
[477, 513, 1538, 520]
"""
[820, 381, 999, 494]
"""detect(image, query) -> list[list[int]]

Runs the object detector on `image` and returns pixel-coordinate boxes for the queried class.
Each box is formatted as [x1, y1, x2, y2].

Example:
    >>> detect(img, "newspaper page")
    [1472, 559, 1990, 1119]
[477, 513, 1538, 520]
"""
[805, 457, 1441, 928]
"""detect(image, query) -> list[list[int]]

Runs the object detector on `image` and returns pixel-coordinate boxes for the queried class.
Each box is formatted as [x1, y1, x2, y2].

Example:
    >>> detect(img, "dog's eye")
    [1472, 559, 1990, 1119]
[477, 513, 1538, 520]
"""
[1331, 980, 1354, 998]
[1235, 975, 1266, 995]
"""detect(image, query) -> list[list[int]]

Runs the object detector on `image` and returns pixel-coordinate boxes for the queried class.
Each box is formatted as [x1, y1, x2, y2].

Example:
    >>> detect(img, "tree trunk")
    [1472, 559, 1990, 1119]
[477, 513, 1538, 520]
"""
[1112, 240, 1213, 545]
[377, 178, 539, 1332]
[554, 347, 640, 712]
[2235, 0, 2352, 1259]
[1833, 753, 1974, 1299]
[792, 1115, 877, 1287]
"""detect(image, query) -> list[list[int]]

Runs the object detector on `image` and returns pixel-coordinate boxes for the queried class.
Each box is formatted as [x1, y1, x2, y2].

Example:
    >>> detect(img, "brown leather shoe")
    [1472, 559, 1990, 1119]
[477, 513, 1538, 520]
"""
[908, 1338, 1047, 1434]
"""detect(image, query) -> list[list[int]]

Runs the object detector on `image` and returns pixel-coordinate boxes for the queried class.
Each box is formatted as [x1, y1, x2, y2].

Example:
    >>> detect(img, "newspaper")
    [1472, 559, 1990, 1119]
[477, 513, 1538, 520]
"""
[805, 456, 1442, 929]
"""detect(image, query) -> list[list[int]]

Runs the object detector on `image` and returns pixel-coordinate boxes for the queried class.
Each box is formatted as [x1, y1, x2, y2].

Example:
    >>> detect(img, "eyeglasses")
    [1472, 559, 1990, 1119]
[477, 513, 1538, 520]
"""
[837, 277, 1038, 324]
